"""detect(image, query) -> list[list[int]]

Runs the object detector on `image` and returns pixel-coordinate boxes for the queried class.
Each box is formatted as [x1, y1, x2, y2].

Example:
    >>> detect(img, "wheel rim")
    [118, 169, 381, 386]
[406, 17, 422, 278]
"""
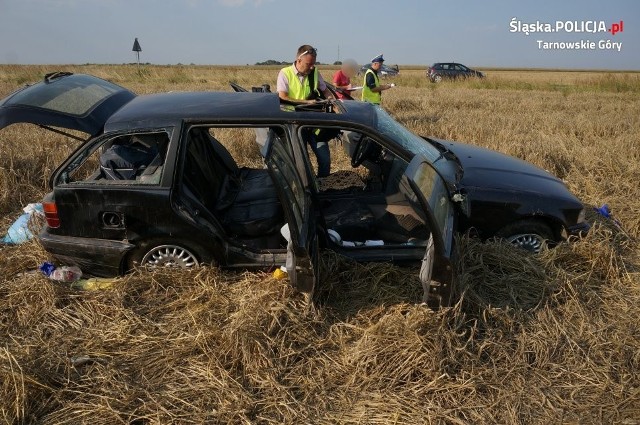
[506, 234, 546, 253]
[434, 75, 442, 82]
[141, 245, 199, 268]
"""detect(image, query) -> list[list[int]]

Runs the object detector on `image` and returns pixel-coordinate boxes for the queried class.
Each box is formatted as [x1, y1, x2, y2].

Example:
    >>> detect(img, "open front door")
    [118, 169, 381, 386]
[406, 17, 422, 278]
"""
[404, 155, 456, 308]
[265, 131, 318, 294]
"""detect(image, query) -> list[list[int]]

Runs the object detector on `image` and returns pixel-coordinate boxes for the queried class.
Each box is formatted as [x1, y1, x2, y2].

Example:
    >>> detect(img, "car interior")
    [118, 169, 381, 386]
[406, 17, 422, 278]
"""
[59, 131, 170, 185]
[312, 129, 430, 248]
[178, 125, 430, 253]
[180, 126, 285, 251]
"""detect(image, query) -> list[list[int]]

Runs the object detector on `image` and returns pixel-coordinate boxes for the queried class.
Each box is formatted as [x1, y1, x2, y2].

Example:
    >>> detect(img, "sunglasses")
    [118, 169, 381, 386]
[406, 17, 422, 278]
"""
[297, 48, 318, 60]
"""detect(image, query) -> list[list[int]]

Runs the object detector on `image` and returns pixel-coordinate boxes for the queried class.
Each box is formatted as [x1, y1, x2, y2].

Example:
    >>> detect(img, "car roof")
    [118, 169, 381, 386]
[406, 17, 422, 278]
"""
[104, 91, 376, 132]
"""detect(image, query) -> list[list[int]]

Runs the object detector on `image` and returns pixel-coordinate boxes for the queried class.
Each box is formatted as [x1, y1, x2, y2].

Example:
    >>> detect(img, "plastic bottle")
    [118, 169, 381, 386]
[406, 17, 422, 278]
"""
[71, 277, 116, 291]
[50, 266, 83, 282]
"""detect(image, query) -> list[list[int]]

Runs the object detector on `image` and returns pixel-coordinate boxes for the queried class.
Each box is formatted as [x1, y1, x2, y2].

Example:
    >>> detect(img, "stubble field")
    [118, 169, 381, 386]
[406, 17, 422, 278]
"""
[0, 65, 639, 424]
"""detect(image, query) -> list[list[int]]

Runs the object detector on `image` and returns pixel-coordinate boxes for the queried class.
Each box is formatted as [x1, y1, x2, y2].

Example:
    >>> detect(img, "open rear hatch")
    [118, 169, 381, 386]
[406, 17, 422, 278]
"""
[0, 72, 136, 138]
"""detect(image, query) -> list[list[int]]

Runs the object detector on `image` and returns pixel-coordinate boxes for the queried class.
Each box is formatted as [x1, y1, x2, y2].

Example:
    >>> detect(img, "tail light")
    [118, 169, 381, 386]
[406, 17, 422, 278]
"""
[43, 201, 61, 228]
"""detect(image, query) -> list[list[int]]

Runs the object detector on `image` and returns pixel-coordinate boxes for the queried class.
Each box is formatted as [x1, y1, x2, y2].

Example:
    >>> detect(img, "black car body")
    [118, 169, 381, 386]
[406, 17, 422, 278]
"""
[0, 73, 588, 307]
[428, 63, 484, 83]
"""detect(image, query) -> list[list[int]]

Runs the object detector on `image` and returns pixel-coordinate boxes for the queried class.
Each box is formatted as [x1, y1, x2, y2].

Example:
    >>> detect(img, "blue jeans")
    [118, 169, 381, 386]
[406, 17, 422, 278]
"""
[303, 129, 331, 178]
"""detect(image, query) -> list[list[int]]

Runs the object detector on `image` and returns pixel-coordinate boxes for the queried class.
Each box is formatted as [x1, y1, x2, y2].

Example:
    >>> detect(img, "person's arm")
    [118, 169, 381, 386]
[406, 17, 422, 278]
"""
[278, 91, 317, 104]
[321, 87, 335, 99]
[370, 85, 391, 93]
[366, 72, 391, 93]
[317, 73, 335, 100]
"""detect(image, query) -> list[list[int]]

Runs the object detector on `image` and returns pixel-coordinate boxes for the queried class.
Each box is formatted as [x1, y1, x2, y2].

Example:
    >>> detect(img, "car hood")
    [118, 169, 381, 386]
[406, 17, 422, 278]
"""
[0, 72, 135, 136]
[427, 138, 575, 197]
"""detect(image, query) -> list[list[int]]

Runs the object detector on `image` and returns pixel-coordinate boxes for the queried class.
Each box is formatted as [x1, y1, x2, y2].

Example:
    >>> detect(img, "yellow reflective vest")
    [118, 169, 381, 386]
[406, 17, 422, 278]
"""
[361, 68, 381, 104]
[282, 65, 320, 100]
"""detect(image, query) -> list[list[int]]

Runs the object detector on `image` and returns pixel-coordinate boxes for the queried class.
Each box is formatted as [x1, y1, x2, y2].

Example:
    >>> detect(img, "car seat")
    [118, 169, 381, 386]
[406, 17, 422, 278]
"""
[188, 128, 283, 237]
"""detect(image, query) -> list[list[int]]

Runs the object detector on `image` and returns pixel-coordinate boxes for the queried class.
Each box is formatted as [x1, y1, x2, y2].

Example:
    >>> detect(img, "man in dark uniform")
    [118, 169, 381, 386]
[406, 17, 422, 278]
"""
[362, 54, 393, 105]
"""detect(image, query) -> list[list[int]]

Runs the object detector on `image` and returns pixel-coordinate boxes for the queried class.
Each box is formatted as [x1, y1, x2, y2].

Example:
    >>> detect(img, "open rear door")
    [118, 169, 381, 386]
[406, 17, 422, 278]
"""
[404, 155, 456, 308]
[264, 131, 318, 294]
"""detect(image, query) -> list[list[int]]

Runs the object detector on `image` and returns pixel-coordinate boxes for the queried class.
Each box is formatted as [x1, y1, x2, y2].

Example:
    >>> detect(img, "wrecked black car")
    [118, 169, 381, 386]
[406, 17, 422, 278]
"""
[0, 72, 589, 306]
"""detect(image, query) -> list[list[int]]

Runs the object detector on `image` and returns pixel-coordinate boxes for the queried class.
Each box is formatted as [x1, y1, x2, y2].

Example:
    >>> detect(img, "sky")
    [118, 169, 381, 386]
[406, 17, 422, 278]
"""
[0, 0, 638, 69]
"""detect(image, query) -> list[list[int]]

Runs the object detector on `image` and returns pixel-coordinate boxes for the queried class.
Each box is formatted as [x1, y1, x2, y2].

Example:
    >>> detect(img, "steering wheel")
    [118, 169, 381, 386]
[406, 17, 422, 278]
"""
[351, 136, 380, 167]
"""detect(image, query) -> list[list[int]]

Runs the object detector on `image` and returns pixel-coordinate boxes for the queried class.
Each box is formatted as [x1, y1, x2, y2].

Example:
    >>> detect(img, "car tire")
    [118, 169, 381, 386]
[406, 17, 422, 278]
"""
[495, 219, 555, 254]
[433, 75, 443, 83]
[128, 239, 200, 270]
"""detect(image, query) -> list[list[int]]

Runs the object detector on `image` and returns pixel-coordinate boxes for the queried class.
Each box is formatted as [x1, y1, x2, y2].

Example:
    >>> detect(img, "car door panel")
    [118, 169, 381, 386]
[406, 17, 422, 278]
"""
[264, 132, 318, 294]
[52, 186, 176, 240]
[404, 155, 455, 307]
[444, 64, 454, 79]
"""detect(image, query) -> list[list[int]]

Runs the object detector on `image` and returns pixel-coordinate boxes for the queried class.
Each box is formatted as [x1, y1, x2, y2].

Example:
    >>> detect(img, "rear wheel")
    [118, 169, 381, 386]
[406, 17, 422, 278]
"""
[433, 75, 443, 83]
[129, 240, 200, 270]
[142, 245, 198, 268]
[495, 220, 555, 254]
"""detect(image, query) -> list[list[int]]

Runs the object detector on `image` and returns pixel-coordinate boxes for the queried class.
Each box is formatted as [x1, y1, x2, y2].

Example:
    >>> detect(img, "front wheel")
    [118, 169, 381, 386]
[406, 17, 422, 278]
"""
[495, 220, 555, 254]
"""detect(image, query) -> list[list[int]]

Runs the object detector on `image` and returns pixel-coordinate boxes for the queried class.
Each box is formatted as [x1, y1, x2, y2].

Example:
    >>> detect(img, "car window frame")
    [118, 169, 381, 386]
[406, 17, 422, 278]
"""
[51, 127, 175, 189]
[293, 122, 402, 189]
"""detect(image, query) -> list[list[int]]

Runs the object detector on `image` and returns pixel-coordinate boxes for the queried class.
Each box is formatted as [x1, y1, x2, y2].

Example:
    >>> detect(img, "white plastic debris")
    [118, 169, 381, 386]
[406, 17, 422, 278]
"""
[327, 229, 342, 245]
[2, 203, 44, 245]
[280, 223, 291, 242]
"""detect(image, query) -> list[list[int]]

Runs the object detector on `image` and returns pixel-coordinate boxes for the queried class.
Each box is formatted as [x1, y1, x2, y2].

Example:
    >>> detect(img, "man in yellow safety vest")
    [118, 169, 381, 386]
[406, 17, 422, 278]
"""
[277, 45, 335, 177]
[362, 54, 393, 105]
[277, 45, 334, 105]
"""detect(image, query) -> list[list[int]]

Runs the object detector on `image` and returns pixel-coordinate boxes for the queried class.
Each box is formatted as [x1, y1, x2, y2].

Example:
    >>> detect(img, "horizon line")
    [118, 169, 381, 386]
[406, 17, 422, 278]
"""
[1, 63, 639, 72]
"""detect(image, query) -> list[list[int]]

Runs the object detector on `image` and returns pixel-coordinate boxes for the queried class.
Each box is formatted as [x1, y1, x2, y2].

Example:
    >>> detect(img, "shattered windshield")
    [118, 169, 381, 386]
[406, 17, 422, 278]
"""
[374, 106, 440, 161]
